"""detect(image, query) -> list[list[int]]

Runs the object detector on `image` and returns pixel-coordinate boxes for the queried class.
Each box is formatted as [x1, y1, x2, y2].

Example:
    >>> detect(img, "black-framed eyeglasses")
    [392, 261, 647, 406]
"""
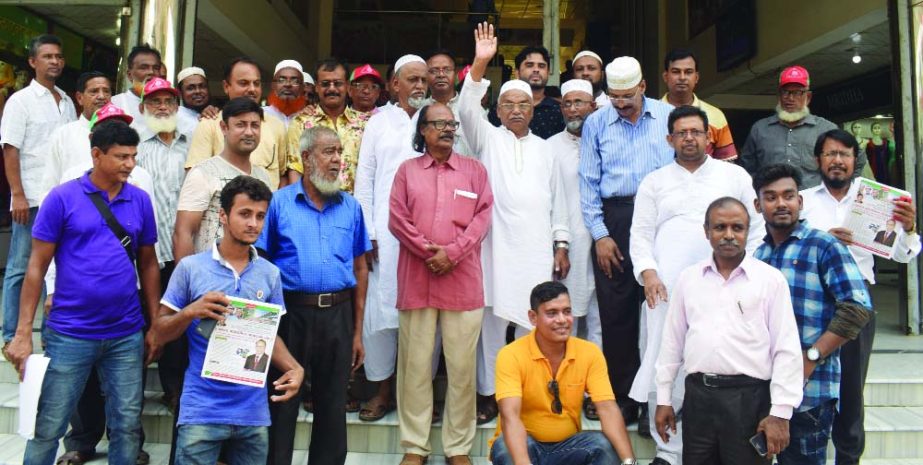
[426, 120, 460, 130]
[548, 380, 563, 414]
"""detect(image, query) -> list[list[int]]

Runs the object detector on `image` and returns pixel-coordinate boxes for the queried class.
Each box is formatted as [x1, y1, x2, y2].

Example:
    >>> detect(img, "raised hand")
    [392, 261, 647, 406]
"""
[474, 21, 497, 63]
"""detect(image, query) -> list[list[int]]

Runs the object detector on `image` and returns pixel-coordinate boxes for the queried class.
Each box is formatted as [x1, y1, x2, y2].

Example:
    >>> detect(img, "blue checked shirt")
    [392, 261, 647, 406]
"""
[578, 96, 675, 240]
[256, 182, 372, 293]
[754, 221, 871, 411]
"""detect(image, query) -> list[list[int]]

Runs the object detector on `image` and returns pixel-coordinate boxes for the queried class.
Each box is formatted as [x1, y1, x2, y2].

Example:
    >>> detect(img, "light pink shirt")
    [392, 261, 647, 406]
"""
[655, 255, 804, 419]
[388, 151, 493, 311]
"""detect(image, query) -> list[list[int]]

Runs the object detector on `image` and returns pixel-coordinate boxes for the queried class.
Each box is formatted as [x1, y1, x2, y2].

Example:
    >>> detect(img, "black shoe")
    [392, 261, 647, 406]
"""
[650, 458, 672, 465]
[617, 399, 639, 424]
[637, 403, 651, 438]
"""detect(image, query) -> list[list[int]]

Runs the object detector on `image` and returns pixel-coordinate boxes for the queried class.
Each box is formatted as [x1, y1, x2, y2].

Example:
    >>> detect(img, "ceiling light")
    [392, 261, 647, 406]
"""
[851, 32, 862, 44]
[852, 49, 861, 64]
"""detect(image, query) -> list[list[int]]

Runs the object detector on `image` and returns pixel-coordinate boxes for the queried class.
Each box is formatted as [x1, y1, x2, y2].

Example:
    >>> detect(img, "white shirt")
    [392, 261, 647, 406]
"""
[354, 103, 421, 332]
[594, 92, 609, 109]
[801, 180, 921, 283]
[458, 76, 569, 328]
[0, 79, 77, 206]
[263, 105, 296, 129]
[628, 155, 764, 400]
[547, 130, 596, 318]
[42, 115, 92, 204]
[111, 91, 142, 121]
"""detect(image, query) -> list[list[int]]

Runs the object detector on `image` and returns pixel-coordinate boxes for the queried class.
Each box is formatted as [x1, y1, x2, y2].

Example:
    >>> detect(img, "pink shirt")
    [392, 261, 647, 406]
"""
[655, 255, 804, 419]
[388, 152, 493, 311]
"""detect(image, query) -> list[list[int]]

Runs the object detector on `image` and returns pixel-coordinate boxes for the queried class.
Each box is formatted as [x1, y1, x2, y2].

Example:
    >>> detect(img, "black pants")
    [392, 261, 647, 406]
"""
[832, 312, 876, 464]
[682, 375, 771, 465]
[590, 197, 641, 399]
[157, 261, 187, 402]
[267, 295, 354, 465]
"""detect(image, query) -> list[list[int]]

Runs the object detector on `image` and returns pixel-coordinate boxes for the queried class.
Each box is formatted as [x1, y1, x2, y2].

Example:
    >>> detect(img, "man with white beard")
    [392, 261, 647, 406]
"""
[460, 23, 570, 424]
[628, 105, 764, 465]
[740, 66, 867, 188]
[353, 54, 429, 422]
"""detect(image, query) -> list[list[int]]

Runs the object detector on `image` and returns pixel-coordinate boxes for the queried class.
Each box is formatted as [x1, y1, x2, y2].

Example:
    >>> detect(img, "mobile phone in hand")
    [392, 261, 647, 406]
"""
[749, 431, 768, 457]
[196, 318, 218, 339]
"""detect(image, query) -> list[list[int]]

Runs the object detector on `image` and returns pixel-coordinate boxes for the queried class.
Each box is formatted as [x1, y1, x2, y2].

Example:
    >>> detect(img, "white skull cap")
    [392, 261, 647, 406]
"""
[176, 66, 205, 84]
[573, 50, 603, 65]
[274, 59, 303, 75]
[393, 54, 426, 73]
[499, 79, 533, 101]
[561, 79, 593, 97]
[302, 72, 314, 85]
[606, 56, 642, 90]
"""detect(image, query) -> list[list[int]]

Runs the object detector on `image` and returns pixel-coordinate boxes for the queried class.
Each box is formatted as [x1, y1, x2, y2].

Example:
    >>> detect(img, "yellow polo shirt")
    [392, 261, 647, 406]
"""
[185, 111, 288, 189]
[491, 331, 615, 450]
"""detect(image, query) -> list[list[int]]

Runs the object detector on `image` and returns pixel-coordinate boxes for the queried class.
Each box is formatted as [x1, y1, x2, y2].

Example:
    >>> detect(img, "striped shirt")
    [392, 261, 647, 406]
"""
[754, 221, 871, 411]
[135, 128, 192, 264]
[578, 96, 674, 240]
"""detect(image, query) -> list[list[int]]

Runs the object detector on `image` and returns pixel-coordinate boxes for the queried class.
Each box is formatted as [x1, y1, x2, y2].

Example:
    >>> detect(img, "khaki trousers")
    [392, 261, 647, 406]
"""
[397, 307, 483, 457]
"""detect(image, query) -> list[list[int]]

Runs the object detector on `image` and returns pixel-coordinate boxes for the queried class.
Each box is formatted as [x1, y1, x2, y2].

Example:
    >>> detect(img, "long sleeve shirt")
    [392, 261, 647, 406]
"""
[388, 152, 493, 310]
[457, 76, 569, 328]
[656, 256, 804, 419]
[578, 97, 674, 240]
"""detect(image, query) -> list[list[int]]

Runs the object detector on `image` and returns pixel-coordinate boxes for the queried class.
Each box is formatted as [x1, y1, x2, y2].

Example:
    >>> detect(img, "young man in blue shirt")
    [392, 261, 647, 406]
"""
[153, 175, 303, 465]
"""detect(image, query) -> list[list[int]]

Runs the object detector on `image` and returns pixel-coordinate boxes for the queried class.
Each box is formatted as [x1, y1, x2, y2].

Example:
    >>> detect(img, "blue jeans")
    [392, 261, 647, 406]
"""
[175, 424, 268, 465]
[490, 431, 619, 465]
[3, 206, 39, 342]
[24, 329, 143, 465]
[777, 400, 837, 465]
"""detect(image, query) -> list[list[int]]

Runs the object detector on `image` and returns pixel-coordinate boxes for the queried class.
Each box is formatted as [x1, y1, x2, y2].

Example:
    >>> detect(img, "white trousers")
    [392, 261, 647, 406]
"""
[476, 306, 528, 395]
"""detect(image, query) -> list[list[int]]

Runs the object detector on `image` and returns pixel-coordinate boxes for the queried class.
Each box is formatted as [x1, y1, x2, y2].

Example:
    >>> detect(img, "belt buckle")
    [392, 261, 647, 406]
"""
[317, 293, 333, 308]
[702, 373, 719, 387]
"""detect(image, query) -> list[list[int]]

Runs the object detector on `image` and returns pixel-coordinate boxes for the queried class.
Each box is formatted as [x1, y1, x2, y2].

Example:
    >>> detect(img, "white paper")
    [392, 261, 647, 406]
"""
[18, 354, 50, 439]
[200, 296, 283, 388]
[842, 177, 911, 259]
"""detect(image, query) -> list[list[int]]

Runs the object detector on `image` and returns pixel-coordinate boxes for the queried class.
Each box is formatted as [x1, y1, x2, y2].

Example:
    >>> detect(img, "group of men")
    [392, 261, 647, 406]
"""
[0, 18, 919, 465]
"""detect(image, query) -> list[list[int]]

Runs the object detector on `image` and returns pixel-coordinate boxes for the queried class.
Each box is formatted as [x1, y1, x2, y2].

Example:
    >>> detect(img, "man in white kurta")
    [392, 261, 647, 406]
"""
[353, 54, 429, 419]
[460, 24, 570, 420]
[628, 105, 763, 465]
[547, 80, 601, 348]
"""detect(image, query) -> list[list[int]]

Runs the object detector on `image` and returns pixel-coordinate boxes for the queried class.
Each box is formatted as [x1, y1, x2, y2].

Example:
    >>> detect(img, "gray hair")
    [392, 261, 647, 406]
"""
[299, 126, 339, 158]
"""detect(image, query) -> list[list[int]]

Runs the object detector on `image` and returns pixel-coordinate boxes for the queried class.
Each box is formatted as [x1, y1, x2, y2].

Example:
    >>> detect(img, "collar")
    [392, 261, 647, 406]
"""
[78, 171, 128, 201]
[673, 152, 713, 173]
[294, 180, 343, 209]
[422, 151, 459, 170]
[768, 113, 818, 127]
[660, 93, 700, 107]
[78, 114, 90, 127]
[29, 79, 65, 100]
[526, 329, 577, 362]
[812, 178, 860, 204]
[702, 254, 751, 280]
[762, 220, 810, 246]
[210, 241, 259, 265]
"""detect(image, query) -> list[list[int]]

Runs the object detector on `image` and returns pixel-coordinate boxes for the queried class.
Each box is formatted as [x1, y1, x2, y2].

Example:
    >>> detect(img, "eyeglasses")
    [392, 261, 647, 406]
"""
[821, 150, 856, 159]
[780, 89, 809, 98]
[547, 380, 563, 414]
[428, 67, 455, 76]
[671, 129, 707, 139]
[275, 77, 303, 86]
[608, 92, 638, 103]
[561, 100, 591, 109]
[350, 82, 381, 92]
[426, 120, 460, 130]
[498, 102, 532, 112]
[319, 80, 346, 88]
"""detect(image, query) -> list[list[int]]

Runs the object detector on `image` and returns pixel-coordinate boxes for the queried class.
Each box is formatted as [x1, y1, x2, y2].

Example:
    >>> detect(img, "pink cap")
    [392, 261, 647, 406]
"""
[779, 66, 810, 88]
[350, 64, 383, 84]
[141, 77, 180, 101]
[89, 103, 133, 130]
[458, 65, 472, 83]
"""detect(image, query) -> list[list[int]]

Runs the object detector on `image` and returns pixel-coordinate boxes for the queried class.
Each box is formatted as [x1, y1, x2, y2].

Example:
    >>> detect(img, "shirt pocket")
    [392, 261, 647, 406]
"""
[562, 382, 585, 408]
[451, 191, 478, 228]
[331, 224, 355, 262]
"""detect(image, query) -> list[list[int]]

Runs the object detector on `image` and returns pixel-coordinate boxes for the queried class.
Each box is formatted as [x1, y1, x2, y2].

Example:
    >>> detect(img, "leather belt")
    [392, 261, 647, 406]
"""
[284, 290, 352, 309]
[603, 195, 635, 203]
[688, 373, 768, 388]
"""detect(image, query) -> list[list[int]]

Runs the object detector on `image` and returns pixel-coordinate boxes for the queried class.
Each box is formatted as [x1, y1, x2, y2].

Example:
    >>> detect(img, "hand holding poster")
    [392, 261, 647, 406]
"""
[201, 296, 283, 388]
[842, 177, 911, 259]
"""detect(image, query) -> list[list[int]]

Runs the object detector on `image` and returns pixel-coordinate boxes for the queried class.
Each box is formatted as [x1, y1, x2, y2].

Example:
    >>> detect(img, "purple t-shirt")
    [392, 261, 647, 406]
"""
[33, 172, 157, 339]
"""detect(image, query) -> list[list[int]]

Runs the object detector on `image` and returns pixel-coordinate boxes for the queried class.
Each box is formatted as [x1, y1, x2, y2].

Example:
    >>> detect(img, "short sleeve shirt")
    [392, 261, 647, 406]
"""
[185, 113, 288, 188]
[176, 156, 272, 254]
[491, 332, 615, 449]
[160, 244, 285, 426]
[33, 173, 157, 339]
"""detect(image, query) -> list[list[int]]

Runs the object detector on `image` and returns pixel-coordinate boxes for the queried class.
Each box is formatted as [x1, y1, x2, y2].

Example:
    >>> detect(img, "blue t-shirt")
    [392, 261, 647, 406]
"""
[33, 172, 157, 339]
[161, 245, 285, 426]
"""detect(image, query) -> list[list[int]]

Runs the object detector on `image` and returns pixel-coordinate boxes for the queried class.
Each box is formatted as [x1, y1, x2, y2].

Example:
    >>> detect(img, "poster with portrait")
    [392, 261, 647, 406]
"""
[200, 296, 283, 388]
[842, 177, 911, 259]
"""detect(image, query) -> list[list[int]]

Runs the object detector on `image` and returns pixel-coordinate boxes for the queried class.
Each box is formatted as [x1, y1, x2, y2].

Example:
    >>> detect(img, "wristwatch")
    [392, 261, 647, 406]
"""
[621, 459, 636, 465]
[806, 346, 822, 362]
[554, 241, 569, 250]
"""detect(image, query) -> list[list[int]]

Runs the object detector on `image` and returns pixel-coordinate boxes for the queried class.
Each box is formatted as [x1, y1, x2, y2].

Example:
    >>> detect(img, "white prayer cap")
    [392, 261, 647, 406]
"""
[573, 50, 603, 65]
[176, 66, 205, 85]
[274, 59, 303, 75]
[560, 79, 593, 98]
[303, 72, 314, 85]
[393, 54, 426, 74]
[606, 56, 642, 90]
[499, 79, 533, 101]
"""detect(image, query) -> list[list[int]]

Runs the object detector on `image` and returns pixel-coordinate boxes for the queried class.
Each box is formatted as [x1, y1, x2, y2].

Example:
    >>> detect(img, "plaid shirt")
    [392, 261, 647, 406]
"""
[754, 221, 871, 411]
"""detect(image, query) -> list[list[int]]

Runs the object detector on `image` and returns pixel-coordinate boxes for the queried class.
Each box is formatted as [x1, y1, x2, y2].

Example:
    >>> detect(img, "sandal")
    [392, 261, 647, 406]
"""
[346, 397, 361, 413]
[56, 451, 94, 465]
[358, 396, 395, 422]
[136, 450, 150, 465]
[583, 398, 599, 420]
[476, 394, 498, 425]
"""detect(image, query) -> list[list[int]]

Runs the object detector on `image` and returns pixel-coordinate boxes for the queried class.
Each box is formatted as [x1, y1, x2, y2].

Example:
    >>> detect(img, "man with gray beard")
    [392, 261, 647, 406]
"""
[740, 66, 867, 188]
[258, 126, 372, 465]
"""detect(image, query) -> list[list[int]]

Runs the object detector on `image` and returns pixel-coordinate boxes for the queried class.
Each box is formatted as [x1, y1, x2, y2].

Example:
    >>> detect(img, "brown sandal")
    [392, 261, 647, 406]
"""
[476, 394, 498, 425]
[56, 451, 94, 465]
[358, 397, 395, 421]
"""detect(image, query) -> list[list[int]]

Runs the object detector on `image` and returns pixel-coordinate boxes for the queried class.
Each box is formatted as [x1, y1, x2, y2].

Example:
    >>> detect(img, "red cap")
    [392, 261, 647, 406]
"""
[779, 66, 810, 88]
[141, 77, 180, 101]
[458, 65, 472, 83]
[350, 64, 383, 84]
[89, 103, 133, 130]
